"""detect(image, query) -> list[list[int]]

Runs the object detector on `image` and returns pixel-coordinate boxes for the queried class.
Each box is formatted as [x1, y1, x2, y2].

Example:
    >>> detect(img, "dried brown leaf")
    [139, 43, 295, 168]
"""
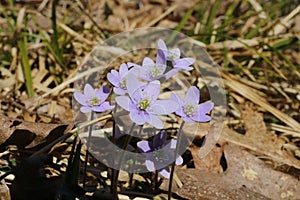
[161, 144, 300, 199]
[190, 143, 223, 173]
[0, 116, 68, 149]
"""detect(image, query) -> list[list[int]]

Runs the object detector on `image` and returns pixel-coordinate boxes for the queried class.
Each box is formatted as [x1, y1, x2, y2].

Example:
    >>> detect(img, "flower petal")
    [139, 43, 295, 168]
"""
[145, 160, 155, 172]
[143, 80, 160, 101]
[148, 114, 163, 129]
[96, 87, 110, 102]
[175, 156, 183, 165]
[113, 87, 126, 95]
[130, 110, 148, 125]
[170, 139, 177, 149]
[190, 102, 214, 122]
[80, 106, 92, 113]
[157, 39, 168, 52]
[74, 92, 88, 106]
[127, 62, 140, 68]
[151, 100, 179, 115]
[92, 102, 114, 112]
[153, 130, 167, 149]
[84, 83, 95, 97]
[107, 71, 120, 86]
[184, 86, 199, 106]
[164, 68, 179, 80]
[182, 116, 195, 123]
[116, 96, 131, 111]
[171, 93, 185, 116]
[125, 74, 145, 98]
[198, 102, 214, 114]
[191, 112, 211, 122]
[174, 58, 195, 70]
[143, 57, 155, 66]
[158, 167, 170, 179]
[137, 141, 152, 153]
[119, 63, 128, 78]
[169, 48, 180, 59]
[156, 49, 166, 65]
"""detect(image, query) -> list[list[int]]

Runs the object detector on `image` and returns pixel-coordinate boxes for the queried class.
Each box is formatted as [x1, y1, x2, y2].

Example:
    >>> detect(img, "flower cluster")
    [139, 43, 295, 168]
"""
[73, 39, 214, 178]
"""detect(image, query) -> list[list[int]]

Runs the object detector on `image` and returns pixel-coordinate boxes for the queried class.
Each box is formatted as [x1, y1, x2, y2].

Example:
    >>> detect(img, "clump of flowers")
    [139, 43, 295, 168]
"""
[73, 39, 214, 199]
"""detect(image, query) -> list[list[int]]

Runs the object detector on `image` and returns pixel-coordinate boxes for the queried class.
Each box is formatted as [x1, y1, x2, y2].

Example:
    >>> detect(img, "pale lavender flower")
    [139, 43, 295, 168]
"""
[137, 130, 183, 179]
[107, 63, 131, 95]
[74, 84, 114, 113]
[128, 50, 167, 81]
[157, 39, 195, 79]
[171, 86, 214, 123]
[115, 75, 179, 129]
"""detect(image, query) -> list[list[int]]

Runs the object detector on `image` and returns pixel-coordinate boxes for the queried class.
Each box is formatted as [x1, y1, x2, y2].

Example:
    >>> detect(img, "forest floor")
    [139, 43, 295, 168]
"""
[0, 0, 299, 199]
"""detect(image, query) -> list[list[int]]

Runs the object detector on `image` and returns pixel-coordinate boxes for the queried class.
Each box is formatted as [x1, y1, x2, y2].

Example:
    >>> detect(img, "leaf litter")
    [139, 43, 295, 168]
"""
[0, 0, 300, 199]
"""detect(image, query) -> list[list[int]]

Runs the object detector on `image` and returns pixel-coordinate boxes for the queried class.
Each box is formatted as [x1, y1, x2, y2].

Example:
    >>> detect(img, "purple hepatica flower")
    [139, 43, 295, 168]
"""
[116, 75, 179, 129]
[157, 39, 195, 79]
[128, 49, 166, 81]
[107, 63, 131, 95]
[74, 84, 114, 113]
[137, 130, 183, 179]
[171, 86, 214, 123]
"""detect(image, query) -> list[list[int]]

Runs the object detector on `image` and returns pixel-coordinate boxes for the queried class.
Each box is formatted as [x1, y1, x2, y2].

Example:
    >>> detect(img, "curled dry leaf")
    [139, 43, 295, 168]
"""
[0, 116, 68, 149]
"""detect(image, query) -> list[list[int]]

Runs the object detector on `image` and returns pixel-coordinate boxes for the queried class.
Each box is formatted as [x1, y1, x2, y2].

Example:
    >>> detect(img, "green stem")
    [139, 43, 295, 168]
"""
[83, 111, 94, 189]
[168, 121, 185, 200]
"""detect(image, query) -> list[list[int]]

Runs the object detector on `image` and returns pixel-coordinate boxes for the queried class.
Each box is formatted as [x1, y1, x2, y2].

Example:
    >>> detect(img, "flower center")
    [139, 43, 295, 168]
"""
[184, 104, 197, 116]
[120, 79, 126, 89]
[139, 98, 151, 110]
[169, 51, 178, 61]
[153, 149, 169, 163]
[89, 97, 100, 106]
[150, 67, 161, 78]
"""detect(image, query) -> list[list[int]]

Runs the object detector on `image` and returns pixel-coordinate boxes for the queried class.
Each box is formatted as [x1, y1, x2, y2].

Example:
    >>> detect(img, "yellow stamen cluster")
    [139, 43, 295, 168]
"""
[139, 98, 151, 110]
[154, 149, 169, 163]
[89, 97, 100, 106]
[184, 104, 196, 116]
[150, 67, 161, 78]
[121, 79, 126, 89]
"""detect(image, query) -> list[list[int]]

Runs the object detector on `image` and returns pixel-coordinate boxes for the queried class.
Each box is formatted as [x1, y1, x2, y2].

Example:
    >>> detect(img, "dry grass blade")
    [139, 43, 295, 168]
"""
[208, 39, 259, 50]
[247, 0, 267, 19]
[58, 22, 96, 46]
[38, 65, 105, 100]
[222, 73, 300, 135]
[145, 4, 178, 27]
[269, 123, 300, 138]
[269, 5, 300, 35]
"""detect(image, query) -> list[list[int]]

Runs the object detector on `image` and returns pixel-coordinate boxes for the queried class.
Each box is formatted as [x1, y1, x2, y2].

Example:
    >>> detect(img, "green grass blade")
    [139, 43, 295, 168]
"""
[0, 3, 15, 32]
[18, 34, 34, 98]
[51, 0, 65, 68]
[166, 7, 194, 44]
